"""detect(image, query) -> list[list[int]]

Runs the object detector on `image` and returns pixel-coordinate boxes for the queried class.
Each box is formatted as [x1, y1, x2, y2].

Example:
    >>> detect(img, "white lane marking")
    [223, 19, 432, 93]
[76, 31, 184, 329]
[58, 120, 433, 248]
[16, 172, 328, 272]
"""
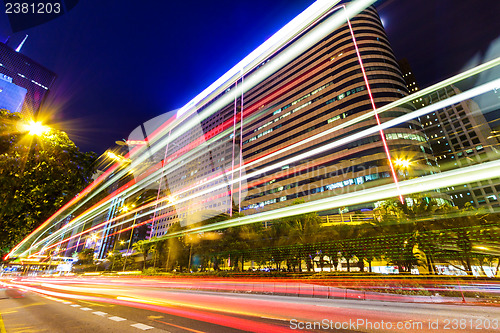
[92, 311, 107, 316]
[62, 301, 72, 304]
[109, 316, 126, 322]
[131, 323, 154, 330]
[70, 304, 81, 307]
[80, 307, 93, 311]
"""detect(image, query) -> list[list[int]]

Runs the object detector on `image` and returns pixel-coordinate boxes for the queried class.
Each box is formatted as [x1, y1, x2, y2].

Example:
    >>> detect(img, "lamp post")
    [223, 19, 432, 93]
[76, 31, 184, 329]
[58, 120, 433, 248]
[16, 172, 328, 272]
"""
[393, 158, 412, 180]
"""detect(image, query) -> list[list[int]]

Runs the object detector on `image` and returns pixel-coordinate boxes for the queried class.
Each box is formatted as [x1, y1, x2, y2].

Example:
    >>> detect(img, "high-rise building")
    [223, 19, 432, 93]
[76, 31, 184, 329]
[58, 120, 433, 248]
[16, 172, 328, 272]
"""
[142, 4, 439, 235]
[0, 41, 56, 115]
[6, 2, 440, 260]
[238, 6, 437, 214]
[398, 58, 426, 109]
[0, 73, 27, 113]
[398, 59, 500, 210]
[422, 85, 500, 210]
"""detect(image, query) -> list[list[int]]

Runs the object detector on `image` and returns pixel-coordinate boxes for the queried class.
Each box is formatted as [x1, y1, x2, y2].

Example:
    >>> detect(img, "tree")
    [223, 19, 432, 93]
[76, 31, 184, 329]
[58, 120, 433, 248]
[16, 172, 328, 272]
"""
[108, 250, 124, 271]
[73, 248, 95, 272]
[132, 240, 154, 270]
[284, 200, 322, 272]
[0, 109, 97, 259]
[374, 195, 456, 274]
[436, 203, 492, 275]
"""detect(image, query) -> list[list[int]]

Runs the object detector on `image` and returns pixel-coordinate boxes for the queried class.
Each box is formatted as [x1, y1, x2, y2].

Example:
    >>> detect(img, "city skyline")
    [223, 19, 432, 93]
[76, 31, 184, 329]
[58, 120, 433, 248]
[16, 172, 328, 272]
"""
[1, 4, 500, 330]
[0, 0, 499, 153]
[5, 0, 499, 267]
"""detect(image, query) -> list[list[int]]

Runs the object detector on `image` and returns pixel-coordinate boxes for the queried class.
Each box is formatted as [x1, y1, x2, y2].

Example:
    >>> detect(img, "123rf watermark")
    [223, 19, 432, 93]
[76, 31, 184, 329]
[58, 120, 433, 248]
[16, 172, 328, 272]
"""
[290, 318, 499, 331]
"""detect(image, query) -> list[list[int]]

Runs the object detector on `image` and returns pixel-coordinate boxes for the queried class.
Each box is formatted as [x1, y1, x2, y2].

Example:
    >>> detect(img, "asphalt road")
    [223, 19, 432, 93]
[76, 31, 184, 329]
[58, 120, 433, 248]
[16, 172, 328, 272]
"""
[0, 287, 247, 332]
[1, 276, 499, 332]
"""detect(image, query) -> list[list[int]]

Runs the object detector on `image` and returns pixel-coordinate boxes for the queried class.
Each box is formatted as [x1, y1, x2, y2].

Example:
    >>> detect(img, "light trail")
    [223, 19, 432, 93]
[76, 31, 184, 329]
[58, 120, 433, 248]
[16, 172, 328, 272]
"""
[155, 157, 500, 239]
[47, 0, 374, 212]
[15, 75, 500, 257]
[345, 5, 403, 203]
[54, 0, 360, 210]
[6, 2, 499, 259]
[3, 275, 500, 332]
[1, 279, 294, 333]
[43, 128, 500, 256]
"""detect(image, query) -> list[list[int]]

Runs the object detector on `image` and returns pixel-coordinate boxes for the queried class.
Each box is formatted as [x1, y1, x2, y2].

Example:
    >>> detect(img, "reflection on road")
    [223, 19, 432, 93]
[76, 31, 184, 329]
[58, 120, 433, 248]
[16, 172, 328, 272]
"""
[1, 276, 500, 332]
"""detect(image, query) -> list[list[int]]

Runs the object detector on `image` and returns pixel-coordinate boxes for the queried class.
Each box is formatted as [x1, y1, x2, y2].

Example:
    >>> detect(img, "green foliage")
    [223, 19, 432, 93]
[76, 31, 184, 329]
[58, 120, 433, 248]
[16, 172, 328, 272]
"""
[142, 267, 162, 275]
[0, 109, 97, 259]
[132, 240, 155, 270]
[132, 195, 500, 277]
[72, 248, 95, 272]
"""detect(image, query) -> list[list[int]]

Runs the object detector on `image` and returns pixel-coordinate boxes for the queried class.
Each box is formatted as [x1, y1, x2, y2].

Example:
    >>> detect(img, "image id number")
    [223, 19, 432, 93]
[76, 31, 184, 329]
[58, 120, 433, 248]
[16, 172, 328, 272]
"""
[5, 2, 61, 14]
[443, 318, 499, 330]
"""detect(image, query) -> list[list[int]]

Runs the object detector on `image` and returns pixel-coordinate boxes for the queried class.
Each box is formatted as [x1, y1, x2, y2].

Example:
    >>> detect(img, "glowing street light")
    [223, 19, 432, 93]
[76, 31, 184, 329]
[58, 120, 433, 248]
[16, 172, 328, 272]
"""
[106, 151, 121, 161]
[394, 158, 411, 168]
[24, 120, 50, 136]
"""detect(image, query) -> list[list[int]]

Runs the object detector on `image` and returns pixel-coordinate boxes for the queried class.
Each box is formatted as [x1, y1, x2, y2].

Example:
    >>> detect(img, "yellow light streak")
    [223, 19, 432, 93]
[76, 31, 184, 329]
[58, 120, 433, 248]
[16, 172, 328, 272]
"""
[8, 10, 500, 258]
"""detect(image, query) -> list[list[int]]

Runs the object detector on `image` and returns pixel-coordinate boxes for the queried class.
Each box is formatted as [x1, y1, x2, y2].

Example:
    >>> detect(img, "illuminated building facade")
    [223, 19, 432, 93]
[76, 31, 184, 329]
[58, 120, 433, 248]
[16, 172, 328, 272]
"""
[398, 59, 500, 210]
[0, 73, 27, 113]
[0, 41, 56, 115]
[239, 6, 436, 214]
[422, 85, 500, 210]
[6, 0, 441, 261]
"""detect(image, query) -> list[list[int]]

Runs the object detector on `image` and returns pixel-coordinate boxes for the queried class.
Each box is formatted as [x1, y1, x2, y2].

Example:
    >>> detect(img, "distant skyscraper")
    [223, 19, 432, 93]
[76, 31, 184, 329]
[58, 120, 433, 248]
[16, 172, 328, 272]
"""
[398, 58, 500, 210]
[0, 41, 56, 115]
[398, 58, 425, 109]
[422, 85, 500, 211]
[0, 73, 27, 113]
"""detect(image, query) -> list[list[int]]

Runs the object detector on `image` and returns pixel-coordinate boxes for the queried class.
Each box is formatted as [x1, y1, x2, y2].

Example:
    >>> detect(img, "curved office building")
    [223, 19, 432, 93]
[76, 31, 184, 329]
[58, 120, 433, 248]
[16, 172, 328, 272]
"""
[6, 1, 438, 261]
[239, 6, 436, 213]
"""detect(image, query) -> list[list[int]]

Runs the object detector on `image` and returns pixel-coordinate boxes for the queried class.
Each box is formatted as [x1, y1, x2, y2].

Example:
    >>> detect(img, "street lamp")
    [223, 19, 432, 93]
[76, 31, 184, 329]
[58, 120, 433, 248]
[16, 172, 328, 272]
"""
[394, 158, 411, 169]
[24, 120, 50, 136]
[393, 158, 412, 180]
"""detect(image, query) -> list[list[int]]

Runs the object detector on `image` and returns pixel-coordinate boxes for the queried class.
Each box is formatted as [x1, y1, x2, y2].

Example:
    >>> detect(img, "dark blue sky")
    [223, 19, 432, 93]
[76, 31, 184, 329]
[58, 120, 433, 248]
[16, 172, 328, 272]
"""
[1, 0, 499, 153]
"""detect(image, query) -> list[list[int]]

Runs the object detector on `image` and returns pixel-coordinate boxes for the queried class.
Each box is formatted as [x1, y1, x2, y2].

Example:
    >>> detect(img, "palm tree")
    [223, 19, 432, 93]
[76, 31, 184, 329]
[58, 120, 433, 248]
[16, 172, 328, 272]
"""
[283, 199, 322, 272]
[334, 223, 360, 272]
[132, 240, 153, 270]
[374, 195, 453, 273]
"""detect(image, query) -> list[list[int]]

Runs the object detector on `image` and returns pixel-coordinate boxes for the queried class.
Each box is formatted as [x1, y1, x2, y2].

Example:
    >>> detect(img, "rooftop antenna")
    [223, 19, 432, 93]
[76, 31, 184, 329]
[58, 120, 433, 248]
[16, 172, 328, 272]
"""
[15, 34, 28, 52]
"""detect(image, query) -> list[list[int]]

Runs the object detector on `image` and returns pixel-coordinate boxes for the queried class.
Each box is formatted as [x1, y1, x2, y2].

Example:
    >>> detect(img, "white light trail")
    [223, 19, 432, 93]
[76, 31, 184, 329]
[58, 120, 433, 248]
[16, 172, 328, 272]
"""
[10, 0, 378, 256]
[16, 75, 500, 257]
[160, 158, 500, 238]
[7, 2, 500, 258]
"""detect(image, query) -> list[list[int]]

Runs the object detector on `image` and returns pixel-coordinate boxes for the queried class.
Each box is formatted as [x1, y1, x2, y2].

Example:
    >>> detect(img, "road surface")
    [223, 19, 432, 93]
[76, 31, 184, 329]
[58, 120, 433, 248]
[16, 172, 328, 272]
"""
[1, 276, 499, 332]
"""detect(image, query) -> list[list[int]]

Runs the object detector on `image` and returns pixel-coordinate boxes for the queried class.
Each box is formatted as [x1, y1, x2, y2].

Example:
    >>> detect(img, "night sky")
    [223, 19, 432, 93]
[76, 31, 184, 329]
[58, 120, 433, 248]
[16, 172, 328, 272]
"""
[1, 0, 499, 154]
